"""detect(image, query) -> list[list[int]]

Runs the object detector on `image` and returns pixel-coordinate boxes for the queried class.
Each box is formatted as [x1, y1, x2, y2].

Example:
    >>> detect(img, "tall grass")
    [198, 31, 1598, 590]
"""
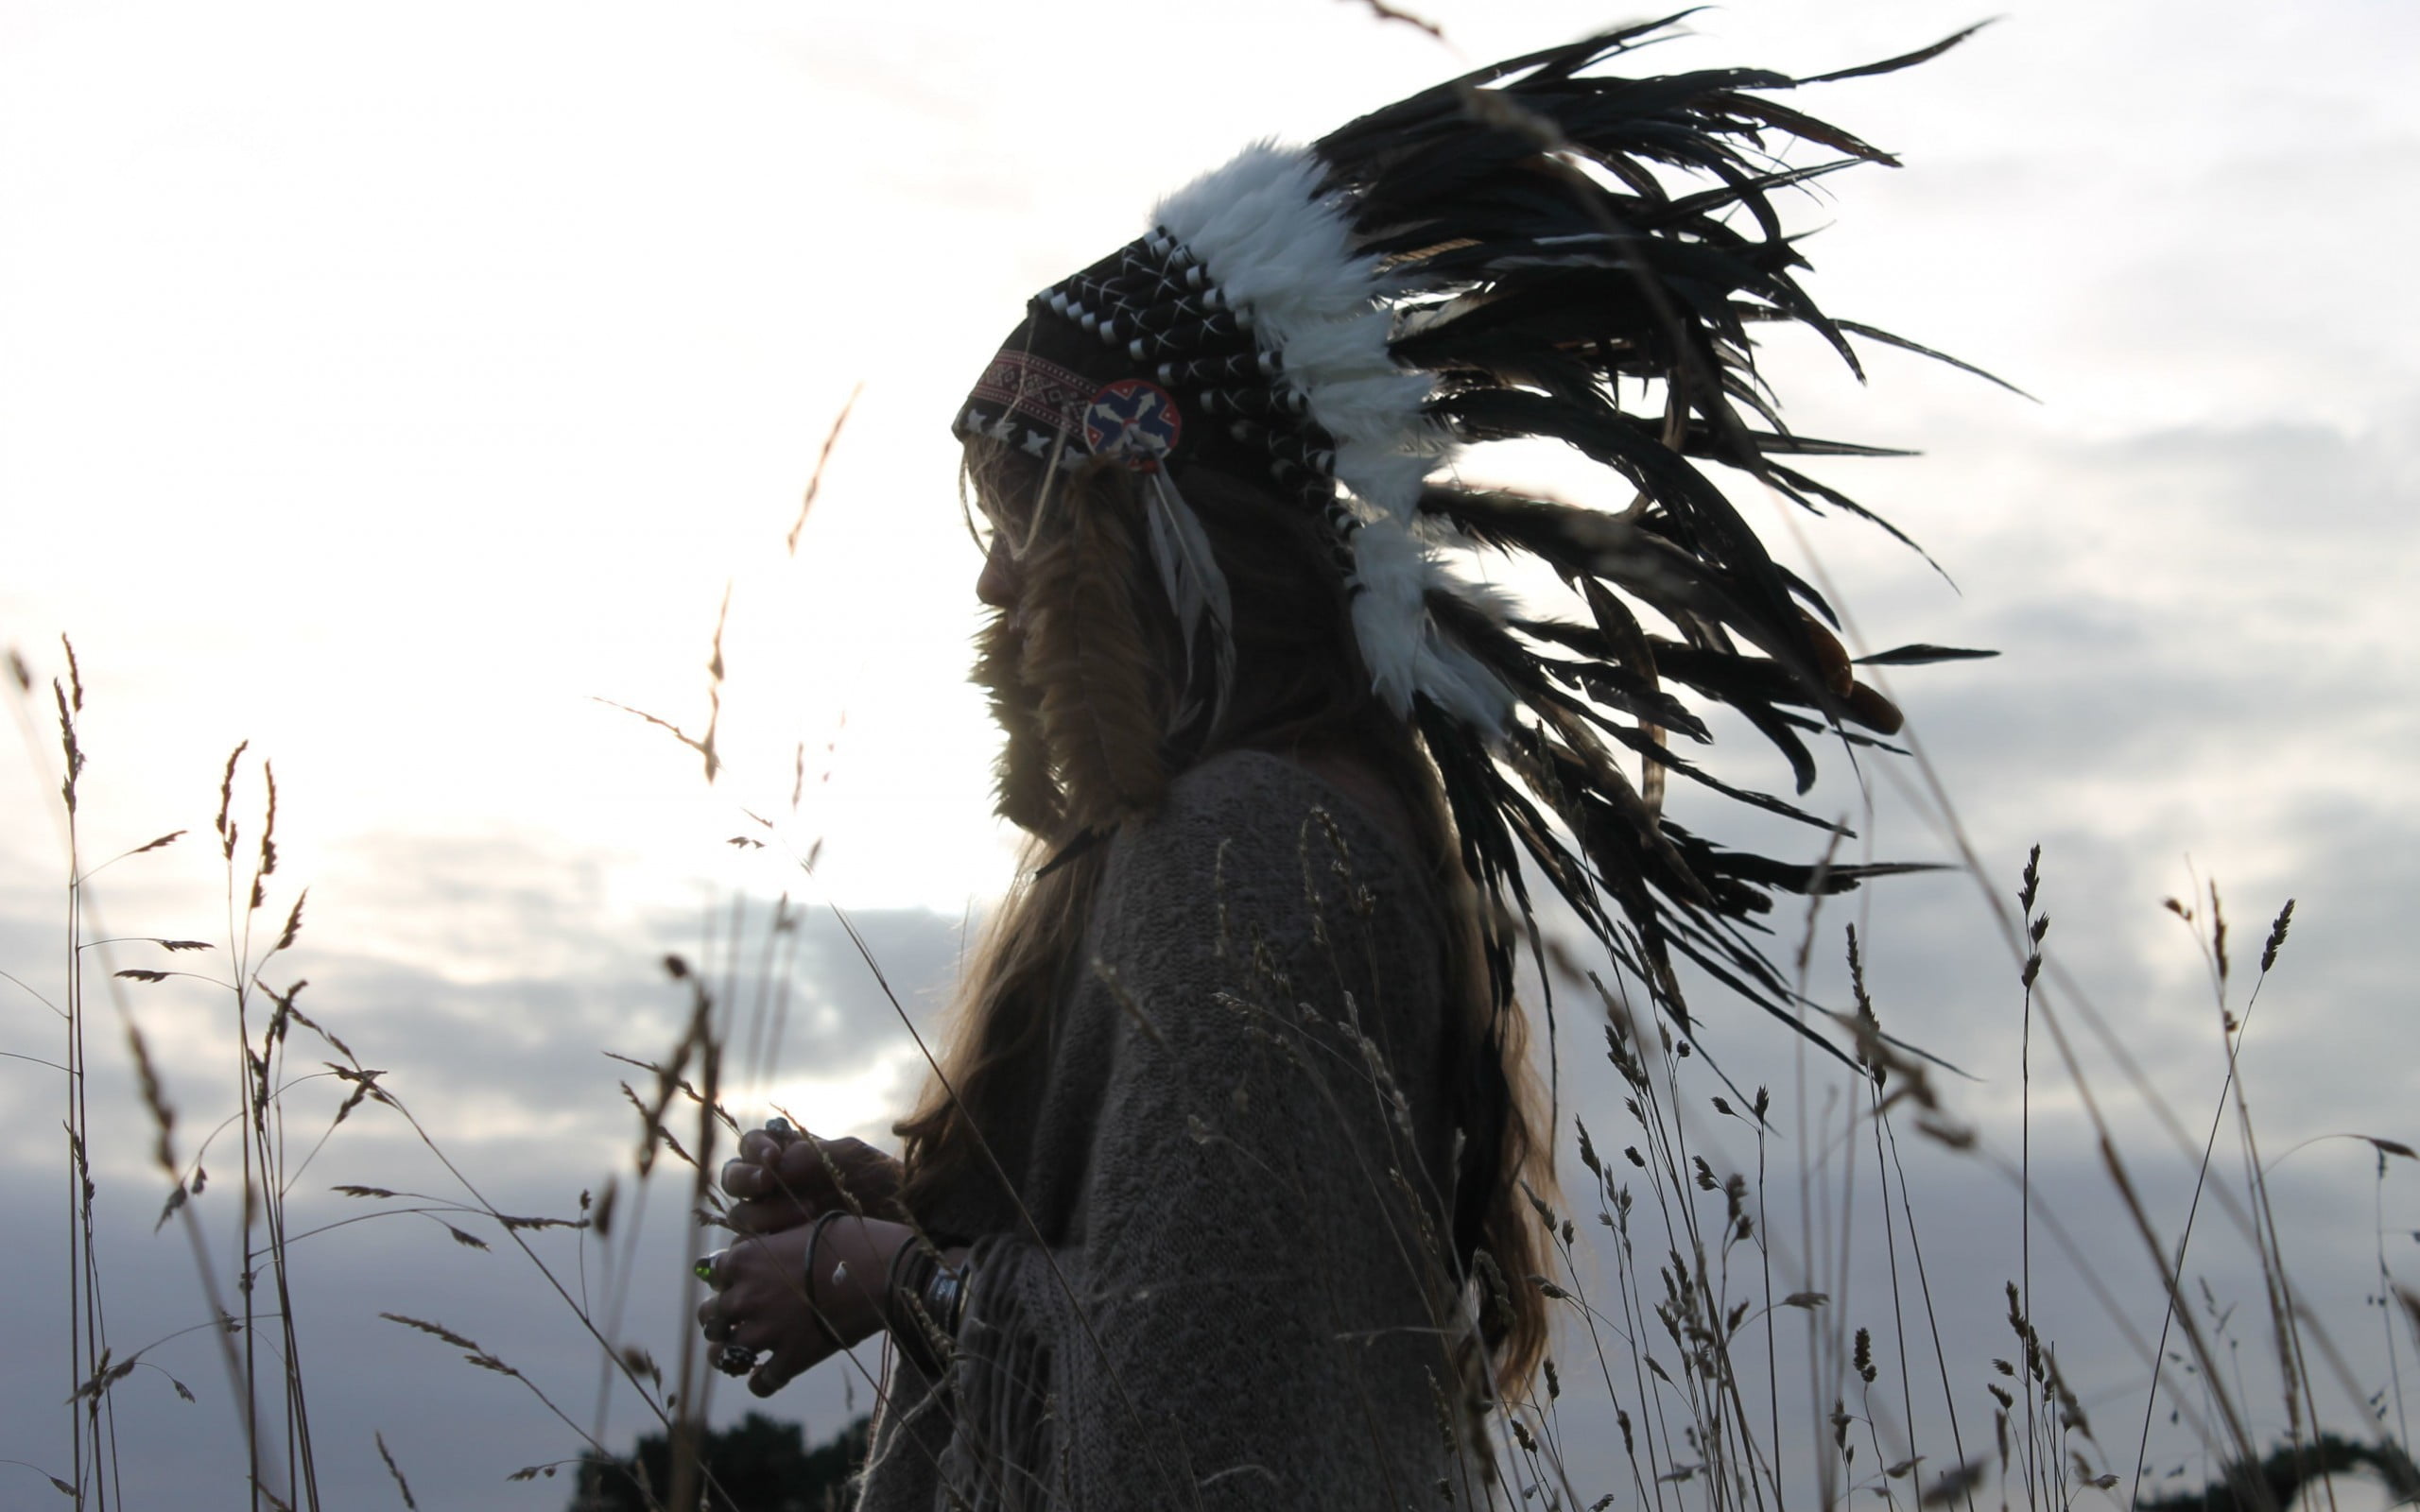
[9, 628, 2410, 1509]
[6, 644, 769, 1510]
[5, 645, 2415, 1508]
[5, 607, 2420, 1500]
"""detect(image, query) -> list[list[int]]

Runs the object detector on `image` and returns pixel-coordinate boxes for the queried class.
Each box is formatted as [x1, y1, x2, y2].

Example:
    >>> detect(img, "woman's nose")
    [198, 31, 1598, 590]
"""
[977, 539, 1021, 610]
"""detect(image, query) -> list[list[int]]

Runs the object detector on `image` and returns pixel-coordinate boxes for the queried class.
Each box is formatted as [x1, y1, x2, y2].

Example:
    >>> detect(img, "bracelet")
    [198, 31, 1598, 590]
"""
[882, 1236, 969, 1379]
[802, 1210, 846, 1284]
[925, 1260, 971, 1335]
[800, 1211, 850, 1349]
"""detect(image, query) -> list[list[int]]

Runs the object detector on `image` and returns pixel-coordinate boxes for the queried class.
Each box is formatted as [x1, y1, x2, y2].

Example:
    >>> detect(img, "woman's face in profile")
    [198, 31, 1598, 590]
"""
[976, 532, 1021, 611]
[967, 442, 1050, 611]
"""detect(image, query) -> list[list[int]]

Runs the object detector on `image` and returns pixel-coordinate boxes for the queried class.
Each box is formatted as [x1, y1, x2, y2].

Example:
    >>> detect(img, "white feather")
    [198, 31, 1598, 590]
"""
[1144, 468, 1236, 733]
[1346, 517, 1513, 732]
[1155, 143, 1498, 729]
[1154, 146, 1441, 523]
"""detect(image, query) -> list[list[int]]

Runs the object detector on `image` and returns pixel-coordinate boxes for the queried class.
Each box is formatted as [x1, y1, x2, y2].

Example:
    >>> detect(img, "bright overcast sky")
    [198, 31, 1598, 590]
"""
[3, 1, 2416, 1507]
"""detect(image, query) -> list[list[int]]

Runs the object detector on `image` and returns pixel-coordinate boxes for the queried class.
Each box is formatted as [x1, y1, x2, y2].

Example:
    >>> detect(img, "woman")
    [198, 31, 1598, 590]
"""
[703, 439, 1544, 1507]
[697, 23, 1965, 1508]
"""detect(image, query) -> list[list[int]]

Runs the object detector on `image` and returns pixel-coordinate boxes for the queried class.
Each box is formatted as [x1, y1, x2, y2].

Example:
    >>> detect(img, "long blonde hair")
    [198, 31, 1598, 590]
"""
[898, 451, 1553, 1393]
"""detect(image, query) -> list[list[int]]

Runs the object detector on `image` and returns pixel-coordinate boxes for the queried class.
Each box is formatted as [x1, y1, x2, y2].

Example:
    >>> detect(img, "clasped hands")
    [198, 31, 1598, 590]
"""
[694, 1124, 924, 1399]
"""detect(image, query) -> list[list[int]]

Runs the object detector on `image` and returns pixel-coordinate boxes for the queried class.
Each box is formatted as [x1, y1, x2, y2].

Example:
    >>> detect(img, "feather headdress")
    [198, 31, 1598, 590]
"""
[954, 18, 2005, 1053]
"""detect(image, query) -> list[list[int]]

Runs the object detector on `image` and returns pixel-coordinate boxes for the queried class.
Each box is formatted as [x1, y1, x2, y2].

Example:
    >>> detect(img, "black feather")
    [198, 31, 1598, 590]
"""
[1854, 644, 2000, 667]
[1103, 19, 2001, 1068]
[1835, 319, 2036, 400]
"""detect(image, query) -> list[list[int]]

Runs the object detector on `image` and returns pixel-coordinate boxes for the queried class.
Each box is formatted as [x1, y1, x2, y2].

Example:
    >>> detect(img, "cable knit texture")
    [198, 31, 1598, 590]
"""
[855, 749, 1488, 1511]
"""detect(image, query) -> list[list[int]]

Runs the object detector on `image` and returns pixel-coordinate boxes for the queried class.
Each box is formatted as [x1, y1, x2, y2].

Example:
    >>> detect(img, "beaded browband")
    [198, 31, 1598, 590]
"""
[953, 230, 1344, 518]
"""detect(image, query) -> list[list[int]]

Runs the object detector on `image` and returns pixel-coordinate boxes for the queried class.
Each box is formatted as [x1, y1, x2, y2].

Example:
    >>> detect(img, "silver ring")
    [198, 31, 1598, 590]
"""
[716, 1342, 758, 1375]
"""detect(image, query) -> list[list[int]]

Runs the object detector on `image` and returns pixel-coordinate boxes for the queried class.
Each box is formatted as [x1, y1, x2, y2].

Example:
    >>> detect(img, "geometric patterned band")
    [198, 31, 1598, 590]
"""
[966, 349, 1096, 438]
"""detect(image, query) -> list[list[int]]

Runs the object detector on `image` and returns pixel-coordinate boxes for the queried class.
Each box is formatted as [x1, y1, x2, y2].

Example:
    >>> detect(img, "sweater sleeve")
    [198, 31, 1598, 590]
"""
[919, 755, 1483, 1512]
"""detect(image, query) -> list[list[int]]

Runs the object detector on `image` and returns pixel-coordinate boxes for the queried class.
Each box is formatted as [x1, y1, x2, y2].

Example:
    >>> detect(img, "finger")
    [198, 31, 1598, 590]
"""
[720, 1158, 767, 1201]
[823, 1137, 891, 1187]
[798, 1137, 903, 1208]
[726, 1314, 769, 1351]
[722, 1262, 840, 1354]
[714, 1342, 760, 1378]
[736, 1129, 786, 1168]
[769, 1138, 843, 1194]
[697, 1300, 736, 1343]
[817, 1134, 873, 1166]
[722, 1197, 805, 1236]
[750, 1331, 835, 1400]
[704, 1241, 769, 1305]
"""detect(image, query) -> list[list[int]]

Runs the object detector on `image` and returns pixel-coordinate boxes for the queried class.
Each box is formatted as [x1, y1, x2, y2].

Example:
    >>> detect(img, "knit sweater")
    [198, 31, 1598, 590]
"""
[855, 749, 1493, 1511]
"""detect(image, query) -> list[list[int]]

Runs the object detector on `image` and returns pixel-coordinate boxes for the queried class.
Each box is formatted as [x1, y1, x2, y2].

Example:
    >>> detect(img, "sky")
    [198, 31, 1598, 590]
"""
[2, 0, 2417, 1507]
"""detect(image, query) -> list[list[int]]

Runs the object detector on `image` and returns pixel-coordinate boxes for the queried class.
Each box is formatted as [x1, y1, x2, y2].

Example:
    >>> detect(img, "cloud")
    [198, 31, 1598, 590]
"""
[0, 1148, 877, 1510]
[0, 836, 963, 1510]
[4, 1, 2416, 1503]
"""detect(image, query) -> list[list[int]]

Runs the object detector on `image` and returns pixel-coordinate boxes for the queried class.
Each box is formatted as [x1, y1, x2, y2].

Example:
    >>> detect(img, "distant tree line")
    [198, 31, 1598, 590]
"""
[2133, 1432, 2419, 1511]
[568, 1413, 868, 1512]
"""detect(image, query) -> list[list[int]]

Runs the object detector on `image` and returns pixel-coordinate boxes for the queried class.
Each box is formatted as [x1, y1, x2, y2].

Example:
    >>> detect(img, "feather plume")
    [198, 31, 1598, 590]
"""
[978, 18, 2005, 1069]
[1140, 469, 1236, 736]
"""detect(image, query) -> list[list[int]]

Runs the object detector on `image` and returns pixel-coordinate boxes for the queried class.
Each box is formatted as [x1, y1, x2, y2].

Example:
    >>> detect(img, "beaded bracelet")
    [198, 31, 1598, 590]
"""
[924, 1263, 969, 1335]
[882, 1237, 970, 1379]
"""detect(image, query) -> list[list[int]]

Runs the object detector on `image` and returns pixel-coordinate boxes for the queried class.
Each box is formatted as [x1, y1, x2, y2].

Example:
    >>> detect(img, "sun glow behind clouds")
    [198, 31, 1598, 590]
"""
[2, 0, 1016, 919]
[1, 0, 2412, 1102]
[2, 4, 2419, 1503]
[8, 0, 2412, 925]
[0, 0, 1976, 918]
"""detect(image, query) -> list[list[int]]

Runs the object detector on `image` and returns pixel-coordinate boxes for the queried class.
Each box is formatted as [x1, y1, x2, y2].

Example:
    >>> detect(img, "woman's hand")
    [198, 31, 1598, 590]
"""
[696, 1215, 910, 1398]
[718, 1125, 905, 1236]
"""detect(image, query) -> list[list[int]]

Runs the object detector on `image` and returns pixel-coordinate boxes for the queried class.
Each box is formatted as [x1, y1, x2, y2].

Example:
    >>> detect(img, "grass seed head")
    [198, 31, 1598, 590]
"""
[2261, 899, 2296, 973]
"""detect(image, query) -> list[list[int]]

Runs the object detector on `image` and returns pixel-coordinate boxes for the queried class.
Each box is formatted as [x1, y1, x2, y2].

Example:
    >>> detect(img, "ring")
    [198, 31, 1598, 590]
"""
[716, 1342, 757, 1376]
[693, 1250, 727, 1286]
[765, 1116, 792, 1135]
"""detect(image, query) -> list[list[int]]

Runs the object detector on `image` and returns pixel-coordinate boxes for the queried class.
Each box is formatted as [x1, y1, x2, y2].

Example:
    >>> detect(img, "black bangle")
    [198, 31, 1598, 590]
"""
[800, 1211, 850, 1349]
[802, 1211, 846, 1285]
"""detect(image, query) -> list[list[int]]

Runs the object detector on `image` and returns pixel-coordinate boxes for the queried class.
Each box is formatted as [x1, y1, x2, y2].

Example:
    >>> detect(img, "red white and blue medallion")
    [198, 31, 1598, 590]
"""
[1082, 379, 1183, 471]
